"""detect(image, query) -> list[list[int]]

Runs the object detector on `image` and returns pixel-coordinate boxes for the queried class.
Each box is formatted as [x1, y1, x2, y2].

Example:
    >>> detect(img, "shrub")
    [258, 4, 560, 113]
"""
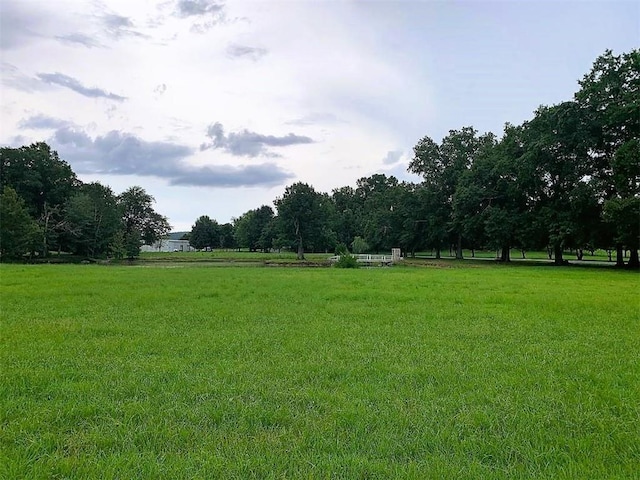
[335, 243, 349, 255]
[334, 253, 359, 268]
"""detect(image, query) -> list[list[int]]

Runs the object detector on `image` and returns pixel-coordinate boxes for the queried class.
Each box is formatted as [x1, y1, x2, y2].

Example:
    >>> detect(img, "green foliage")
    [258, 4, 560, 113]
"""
[334, 242, 349, 255]
[118, 186, 171, 247]
[0, 142, 78, 256]
[124, 228, 142, 259]
[611, 139, 640, 196]
[189, 215, 219, 250]
[0, 186, 40, 259]
[603, 196, 640, 267]
[218, 223, 236, 249]
[356, 174, 400, 252]
[1, 264, 638, 477]
[64, 182, 121, 257]
[334, 253, 359, 268]
[331, 186, 362, 248]
[0, 142, 78, 219]
[410, 128, 495, 259]
[234, 205, 274, 252]
[275, 182, 333, 260]
[108, 230, 126, 259]
[350, 235, 369, 254]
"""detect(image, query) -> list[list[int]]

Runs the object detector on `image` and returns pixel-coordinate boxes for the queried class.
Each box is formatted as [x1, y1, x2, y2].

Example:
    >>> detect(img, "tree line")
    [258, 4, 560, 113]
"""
[0, 143, 170, 260]
[1, 50, 637, 267]
[192, 49, 638, 268]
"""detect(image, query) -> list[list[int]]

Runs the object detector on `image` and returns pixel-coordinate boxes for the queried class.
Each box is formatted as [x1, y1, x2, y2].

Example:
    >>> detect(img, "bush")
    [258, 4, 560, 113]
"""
[334, 253, 359, 268]
[335, 243, 349, 255]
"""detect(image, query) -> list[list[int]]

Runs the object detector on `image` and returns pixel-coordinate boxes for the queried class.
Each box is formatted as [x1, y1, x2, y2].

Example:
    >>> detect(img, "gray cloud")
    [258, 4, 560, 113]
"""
[55, 33, 103, 48]
[382, 150, 403, 165]
[286, 112, 345, 126]
[54, 128, 191, 176]
[175, 0, 224, 17]
[36, 73, 127, 101]
[44, 122, 291, 187]
[19, 114, 73, 130]
[201, 122, 314, 157]
[169, 0, 227, 32]
[100, 13, 148, 39]
[53, 126, 93, 149]
[226, 44, 267, 61]
[171, 163, 293, 187]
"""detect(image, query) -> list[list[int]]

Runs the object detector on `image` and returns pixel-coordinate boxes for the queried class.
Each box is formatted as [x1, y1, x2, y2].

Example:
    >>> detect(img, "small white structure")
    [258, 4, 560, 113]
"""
[141, 239, 196, 253]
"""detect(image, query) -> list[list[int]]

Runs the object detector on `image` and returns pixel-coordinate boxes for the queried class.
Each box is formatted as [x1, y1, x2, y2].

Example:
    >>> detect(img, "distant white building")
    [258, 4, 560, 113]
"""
[141, 239, 196, 252]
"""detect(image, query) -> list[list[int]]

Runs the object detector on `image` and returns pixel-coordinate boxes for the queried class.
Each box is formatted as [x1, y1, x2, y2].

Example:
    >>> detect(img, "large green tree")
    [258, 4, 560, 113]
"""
[409, 127, 490, 258]
[394, 182, 430, 257]
[275, 182, 333, 260]
[64, 182, 121, 257]
[118, 186, 170, 257]
[0, 143, 78, 218]
[355, 174, 401, 253]
[189, 215, 219, 250]
[331, 186, 363, 249]
[218, 223, 236, 250]
[575, 49, 639, 267]
[520, 102, 593, 265]
[234, 205, 274, 252]
[0, 142, 79, 256]
[453, 125, 528, 261]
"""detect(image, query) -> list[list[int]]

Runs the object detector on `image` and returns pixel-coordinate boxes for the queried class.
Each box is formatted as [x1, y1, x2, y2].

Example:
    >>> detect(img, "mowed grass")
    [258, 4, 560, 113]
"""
[139, 250, 331, 264]
[1, 264, 638, 479]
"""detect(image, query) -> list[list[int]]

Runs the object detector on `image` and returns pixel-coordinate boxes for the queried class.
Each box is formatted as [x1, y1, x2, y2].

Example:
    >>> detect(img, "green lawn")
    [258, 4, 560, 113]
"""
[137, 247, 617, 265]
[139, 250, 331, 263]
[1, 263, 638, 479]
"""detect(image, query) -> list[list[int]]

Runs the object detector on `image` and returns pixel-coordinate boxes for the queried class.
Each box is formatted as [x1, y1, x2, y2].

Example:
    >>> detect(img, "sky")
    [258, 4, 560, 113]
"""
[1, 0, 638, 231]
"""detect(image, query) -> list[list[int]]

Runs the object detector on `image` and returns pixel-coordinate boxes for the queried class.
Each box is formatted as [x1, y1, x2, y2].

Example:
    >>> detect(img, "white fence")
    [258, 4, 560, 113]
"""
[328, 250, 402, 265]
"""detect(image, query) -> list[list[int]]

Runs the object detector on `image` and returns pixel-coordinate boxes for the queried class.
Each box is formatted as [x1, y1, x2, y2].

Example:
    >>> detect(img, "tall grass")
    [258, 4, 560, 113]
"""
[1, 264, 638, 478]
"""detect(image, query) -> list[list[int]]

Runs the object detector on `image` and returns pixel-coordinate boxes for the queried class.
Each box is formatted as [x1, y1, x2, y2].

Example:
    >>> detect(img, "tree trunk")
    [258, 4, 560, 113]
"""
[554, 242, 564, 265]
[297, 237, 305, 260]
[42, 209, 50, 258]
[616, 244, 624, 267]
[455, 234, 463, 259]
[628, 249, 639, 269]
[500, 245, 510, 262]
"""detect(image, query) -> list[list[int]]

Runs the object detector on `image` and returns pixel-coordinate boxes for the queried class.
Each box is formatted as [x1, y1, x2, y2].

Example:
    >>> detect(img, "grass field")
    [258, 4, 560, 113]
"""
[136, 248, 616, 264]
[1, 262, 638, 478]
